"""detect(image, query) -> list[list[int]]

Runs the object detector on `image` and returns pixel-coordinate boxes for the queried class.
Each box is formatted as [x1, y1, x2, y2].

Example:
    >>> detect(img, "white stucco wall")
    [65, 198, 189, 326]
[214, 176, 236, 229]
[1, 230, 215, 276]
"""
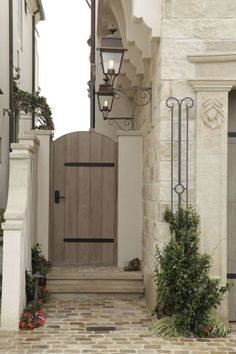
[1, 137, 39, 330]
[0, 0, 43, 208]
[0, 0, 10, 209]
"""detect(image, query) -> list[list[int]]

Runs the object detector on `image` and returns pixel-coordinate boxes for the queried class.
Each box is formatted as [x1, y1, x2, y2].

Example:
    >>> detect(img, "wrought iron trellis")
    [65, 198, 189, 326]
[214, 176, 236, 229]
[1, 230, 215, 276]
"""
[166, 97, 194, 211]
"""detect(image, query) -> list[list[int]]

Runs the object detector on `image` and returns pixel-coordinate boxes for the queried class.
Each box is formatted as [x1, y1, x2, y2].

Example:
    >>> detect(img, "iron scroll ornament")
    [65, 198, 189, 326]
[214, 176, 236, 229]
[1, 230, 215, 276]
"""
[105, 87, 152, 131]
[166, 97, 194, 211]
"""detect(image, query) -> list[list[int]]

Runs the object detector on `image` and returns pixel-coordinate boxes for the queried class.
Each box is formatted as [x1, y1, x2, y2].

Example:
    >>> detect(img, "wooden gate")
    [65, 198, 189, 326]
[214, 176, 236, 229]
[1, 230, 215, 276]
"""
[50, 131, 117, 266]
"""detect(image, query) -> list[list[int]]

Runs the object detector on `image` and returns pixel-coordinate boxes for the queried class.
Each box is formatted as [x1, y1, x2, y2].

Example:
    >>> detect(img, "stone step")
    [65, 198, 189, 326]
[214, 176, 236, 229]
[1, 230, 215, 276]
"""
[47, 267, 142, 281]
[47, 279, 142, 287]
[47, 267, 144, 296]
[47, 284, 143, 294]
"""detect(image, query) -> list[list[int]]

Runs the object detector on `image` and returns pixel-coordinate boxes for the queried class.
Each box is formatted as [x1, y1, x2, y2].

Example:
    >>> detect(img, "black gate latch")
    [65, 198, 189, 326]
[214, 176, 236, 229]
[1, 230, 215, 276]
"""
[54, 190, 65, 203]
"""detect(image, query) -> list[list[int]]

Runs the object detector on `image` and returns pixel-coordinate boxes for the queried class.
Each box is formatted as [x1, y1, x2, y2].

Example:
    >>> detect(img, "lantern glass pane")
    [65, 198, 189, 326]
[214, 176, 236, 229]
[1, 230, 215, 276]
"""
[100, 94, 113, 111]
[97, 94, 113, 111]
[101, 52, 123, 75]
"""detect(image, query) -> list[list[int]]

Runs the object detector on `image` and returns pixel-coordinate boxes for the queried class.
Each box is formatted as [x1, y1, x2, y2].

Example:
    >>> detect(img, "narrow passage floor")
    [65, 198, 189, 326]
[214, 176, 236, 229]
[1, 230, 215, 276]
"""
[0, 295, 236, 353]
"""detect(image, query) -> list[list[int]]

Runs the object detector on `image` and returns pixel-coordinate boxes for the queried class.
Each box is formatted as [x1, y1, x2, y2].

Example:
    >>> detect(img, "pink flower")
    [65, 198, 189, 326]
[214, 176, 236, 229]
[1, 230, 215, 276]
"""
[204, 326, 209, 334]
[19, 321, 25, 328]
[36, 310, 42, 316]
[38, 318, 45, 326]
[41, 287, 47, 294]
[23, 312, 29, 318]
[37, 299, 42, 304]
[28, 322, 34, 329]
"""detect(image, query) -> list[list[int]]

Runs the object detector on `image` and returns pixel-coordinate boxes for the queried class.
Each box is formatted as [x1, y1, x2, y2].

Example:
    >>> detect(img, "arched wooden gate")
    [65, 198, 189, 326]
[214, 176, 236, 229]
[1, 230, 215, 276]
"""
[50, 131, 117, 266]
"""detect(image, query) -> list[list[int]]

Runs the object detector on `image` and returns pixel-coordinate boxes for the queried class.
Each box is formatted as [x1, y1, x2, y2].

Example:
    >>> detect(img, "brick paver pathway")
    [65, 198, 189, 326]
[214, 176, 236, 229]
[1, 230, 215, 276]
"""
[0, 295, 236, 353]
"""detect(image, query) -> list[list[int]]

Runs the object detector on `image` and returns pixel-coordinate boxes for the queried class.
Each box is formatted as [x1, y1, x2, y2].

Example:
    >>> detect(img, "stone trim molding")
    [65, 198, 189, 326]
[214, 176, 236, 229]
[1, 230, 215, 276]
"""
[188, 52, 236, 63]
[188, 79, 234, 92]
[25, 129, 53, 136]
[18, 133, 40, 145]
[117, 130, 143, 137]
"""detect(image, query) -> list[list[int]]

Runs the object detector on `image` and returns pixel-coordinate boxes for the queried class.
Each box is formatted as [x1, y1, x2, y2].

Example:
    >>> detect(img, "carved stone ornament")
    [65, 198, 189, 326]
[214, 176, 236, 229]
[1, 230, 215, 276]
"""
[201, 97, 225, 129]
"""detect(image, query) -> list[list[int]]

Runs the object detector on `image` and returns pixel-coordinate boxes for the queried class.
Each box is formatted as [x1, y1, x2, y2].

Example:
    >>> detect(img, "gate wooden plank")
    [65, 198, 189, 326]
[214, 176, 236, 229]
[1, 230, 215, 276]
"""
[64, 133, 79, 264]
[52, 137, 65, 264]
[49, 140, 54, 263]
[77, 132, 90, 264]
[89, 133, 103, 264]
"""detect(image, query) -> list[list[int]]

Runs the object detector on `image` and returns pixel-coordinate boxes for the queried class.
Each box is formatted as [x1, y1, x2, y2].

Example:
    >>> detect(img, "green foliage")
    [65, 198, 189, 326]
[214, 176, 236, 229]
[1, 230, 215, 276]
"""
[154, 207, 230, 337]
[0, 208, 5, 237]
[32, 243, 51, 275]
[205, 313, 229, 337]
[152, 316, 185, 337]
[13, 67, 54, 130]
[124, 257, 141, 271]
[19, 301, 45, 329]
[152, 313, 229, 338]
[26, 244, 51, 303]
[25, 271, 35, 304]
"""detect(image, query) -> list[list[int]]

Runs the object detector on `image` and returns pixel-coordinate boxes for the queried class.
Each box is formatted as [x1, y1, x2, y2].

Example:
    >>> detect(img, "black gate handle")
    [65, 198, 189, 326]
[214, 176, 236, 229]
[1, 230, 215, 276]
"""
[54, 190, 65, 203]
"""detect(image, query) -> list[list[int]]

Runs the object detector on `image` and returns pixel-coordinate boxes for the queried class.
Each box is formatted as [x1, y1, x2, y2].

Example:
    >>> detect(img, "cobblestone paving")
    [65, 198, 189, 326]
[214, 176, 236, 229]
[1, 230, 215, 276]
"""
[0, 295, 236, 353]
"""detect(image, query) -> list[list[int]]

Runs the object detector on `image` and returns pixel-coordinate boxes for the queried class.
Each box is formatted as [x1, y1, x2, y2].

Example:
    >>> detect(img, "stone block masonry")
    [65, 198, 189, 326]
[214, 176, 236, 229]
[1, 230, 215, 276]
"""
[0, 295, 236, 353]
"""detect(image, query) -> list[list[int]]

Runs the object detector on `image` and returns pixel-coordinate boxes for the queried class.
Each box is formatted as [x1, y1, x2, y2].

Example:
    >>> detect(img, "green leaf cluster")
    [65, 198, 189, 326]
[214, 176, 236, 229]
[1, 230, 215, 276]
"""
[154, 207, 230, 336]
[13, 67, 54, 130]
[32, 243, 51, 275]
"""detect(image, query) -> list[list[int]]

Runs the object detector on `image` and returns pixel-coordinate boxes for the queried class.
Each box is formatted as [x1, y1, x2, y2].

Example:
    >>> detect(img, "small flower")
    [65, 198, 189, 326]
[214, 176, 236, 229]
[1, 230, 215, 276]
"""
[37, 299, 42, 304]
[38, 318, 45, 326]
[23, 312, 29, 318]
[203, 326, 209, 334]
[19, 321, 25, 328]
[35, 310, 42, 316]
[28, 322, 34, 329]
[41, 287, 47, 294]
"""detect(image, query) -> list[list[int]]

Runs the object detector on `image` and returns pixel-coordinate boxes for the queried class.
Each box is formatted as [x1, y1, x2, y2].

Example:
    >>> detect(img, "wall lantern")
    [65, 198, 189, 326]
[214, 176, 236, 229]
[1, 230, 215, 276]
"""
[98, 25, 127, 85]
[0, 89, 3, 95]
[96, 78, 115, 119]
[32, 272, 46, 311]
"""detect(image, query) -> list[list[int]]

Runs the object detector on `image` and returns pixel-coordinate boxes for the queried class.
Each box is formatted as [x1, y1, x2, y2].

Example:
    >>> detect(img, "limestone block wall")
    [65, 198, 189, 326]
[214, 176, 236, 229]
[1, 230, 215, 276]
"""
[135, 0, 236, 312]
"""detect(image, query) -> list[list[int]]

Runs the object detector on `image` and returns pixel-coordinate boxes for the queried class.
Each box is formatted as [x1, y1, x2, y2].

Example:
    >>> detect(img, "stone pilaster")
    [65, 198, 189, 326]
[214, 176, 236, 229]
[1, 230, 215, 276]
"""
[189, 79, 234, 322]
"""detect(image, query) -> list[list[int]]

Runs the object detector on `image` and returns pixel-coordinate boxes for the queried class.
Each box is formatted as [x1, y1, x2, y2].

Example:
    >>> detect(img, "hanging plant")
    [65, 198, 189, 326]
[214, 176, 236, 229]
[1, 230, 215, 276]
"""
[12, 67, 54, 130]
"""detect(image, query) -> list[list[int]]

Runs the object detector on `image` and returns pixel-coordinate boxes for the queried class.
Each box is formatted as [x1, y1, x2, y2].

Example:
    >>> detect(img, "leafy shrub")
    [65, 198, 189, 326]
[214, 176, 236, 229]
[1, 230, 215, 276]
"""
[25, 271, 35, 303]
[32, 243, 51, 275]
[13, 67, 54, 130]
[154, 207, 230, 337]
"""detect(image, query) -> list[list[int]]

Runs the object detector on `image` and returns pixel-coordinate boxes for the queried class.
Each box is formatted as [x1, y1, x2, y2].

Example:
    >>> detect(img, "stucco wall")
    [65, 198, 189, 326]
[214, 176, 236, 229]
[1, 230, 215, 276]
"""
[0, 0, 41, 209]
[0, 0, 10, 209]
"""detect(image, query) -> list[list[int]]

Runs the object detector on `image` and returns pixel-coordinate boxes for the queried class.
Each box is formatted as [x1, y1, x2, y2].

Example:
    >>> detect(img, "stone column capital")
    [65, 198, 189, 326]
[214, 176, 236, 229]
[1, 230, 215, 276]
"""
[188, 79, 234, 92]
